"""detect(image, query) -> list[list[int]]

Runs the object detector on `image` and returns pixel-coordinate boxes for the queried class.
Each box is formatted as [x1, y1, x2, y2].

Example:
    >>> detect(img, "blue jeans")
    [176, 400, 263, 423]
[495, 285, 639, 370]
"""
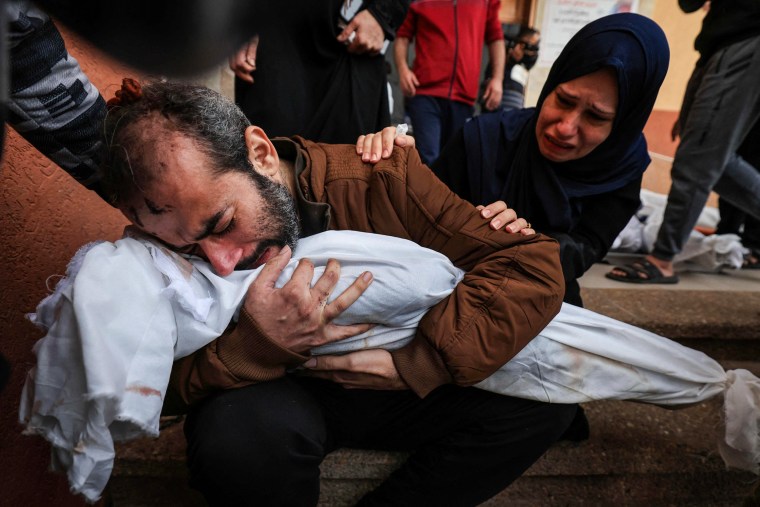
[406, 95, 473, 166]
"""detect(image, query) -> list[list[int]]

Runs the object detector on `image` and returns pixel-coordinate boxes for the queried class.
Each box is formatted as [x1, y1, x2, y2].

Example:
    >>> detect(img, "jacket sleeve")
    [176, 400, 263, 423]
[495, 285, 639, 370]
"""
[7, 5, 107, 198]
[394, 2, 416, 40]
[364, 0, 411, 40]
[385, 147, 565, 397]
[545, 178, 642, 285]
[168, 308, 309, 407]
[485, 0, 504, 43]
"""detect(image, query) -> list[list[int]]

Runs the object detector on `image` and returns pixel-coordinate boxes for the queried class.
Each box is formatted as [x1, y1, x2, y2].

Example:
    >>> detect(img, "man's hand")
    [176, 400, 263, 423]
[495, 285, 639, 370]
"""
[300, 349, 409, 389]
[243, 246, 374, 353]
[481, 77, 504, 111]
[356, 126, 415, 163]
[477, 201, 535, 235]
[229, 35, 260, 84]
[394, 36, 418, 97]
[398, 66, 420, 97]
[337, 10, 385, 55]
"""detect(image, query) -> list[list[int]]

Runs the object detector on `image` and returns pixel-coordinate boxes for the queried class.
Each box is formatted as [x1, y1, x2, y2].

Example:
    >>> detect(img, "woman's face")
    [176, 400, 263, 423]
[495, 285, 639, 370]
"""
[535, 68, 618, 162]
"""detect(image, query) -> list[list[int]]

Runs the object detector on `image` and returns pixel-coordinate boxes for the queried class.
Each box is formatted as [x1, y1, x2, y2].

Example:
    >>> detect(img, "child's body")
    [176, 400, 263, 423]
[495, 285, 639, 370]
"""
[20, 230, 760, 502]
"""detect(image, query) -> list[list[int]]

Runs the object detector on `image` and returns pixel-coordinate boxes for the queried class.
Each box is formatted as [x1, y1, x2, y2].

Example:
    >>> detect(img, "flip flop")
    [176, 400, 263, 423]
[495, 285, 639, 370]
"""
[605, 259, 679, 284]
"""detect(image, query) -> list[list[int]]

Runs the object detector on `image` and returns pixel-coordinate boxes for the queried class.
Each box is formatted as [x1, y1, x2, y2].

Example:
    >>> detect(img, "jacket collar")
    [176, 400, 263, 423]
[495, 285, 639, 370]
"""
[272, 137, 331, 237]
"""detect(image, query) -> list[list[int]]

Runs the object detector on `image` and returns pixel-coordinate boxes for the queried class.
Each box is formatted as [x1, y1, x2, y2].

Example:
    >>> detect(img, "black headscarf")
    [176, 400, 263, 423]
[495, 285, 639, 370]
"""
[463, 13, 669, 231]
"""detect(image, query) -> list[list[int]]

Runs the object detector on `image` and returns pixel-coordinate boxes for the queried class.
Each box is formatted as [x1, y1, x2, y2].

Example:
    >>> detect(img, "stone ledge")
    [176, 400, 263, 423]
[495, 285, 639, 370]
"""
[111, 396, 759, 506]
[582, 289, 760, 341]
[108, 285, 760, 505]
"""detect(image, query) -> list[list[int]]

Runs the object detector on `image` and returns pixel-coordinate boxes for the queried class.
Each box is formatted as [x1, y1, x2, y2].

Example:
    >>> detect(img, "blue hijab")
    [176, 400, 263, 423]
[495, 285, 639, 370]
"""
[463, 13, 669, 231]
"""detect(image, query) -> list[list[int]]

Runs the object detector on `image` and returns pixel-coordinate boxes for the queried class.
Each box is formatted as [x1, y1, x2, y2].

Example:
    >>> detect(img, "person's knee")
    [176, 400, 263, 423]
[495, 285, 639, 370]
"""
[546, 402, 581, 438]
[184, 380, 327, 504]
[521, 400, 577, 435]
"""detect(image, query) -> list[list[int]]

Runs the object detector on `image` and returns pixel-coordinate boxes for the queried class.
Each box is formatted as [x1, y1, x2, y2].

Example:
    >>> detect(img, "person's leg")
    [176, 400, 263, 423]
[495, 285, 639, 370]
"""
[713, 153, 760, 269]
[712, 154, 760, 221]
[742, 215, 760, 252]
[651, 35, 760, 268]
[716, 197, 746, 236]
[406, 95, 443, 165]
[184, 377, 330, 506]
[440, 99, 474, 157]
[299, 378, 577, 507]
[741, 213, 760, 269]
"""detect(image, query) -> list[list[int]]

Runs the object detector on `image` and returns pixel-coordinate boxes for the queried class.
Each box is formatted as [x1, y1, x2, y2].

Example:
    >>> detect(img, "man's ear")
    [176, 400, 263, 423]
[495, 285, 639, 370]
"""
[245, 125, 280, 180]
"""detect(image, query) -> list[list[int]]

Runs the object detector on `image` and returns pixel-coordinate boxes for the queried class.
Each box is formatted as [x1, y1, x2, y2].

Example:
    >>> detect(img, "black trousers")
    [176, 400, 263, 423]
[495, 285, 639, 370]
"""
[184, 377, 577, 506]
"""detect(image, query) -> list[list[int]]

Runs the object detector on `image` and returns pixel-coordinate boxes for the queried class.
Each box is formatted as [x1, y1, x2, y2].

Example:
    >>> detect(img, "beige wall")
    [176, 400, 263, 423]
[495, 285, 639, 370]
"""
[650, 0, 704, 111]
[520, 0, 713, 201]
[525, 0, 705, 112]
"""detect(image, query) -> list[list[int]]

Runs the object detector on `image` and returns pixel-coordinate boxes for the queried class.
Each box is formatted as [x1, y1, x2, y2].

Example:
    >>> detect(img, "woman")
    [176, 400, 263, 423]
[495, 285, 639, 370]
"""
[358, 13, 670, 306]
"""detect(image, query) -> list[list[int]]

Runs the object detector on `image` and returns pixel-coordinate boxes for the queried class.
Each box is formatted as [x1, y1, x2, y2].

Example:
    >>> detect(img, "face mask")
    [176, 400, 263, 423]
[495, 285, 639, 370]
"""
[522, 53, 538, 70]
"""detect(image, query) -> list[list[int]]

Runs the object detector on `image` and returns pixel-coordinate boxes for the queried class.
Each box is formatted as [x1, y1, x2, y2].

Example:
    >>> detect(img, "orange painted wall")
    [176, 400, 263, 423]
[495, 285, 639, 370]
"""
[0, 25, 139, 505]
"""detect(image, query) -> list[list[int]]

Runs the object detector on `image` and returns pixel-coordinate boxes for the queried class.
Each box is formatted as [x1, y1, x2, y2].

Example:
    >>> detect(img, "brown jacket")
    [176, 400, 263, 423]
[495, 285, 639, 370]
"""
[168, 138, 564, 407]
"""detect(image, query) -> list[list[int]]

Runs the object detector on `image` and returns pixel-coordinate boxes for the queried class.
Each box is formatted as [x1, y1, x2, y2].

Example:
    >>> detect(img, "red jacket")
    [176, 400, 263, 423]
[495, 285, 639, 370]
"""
[397, 0, 503, 105]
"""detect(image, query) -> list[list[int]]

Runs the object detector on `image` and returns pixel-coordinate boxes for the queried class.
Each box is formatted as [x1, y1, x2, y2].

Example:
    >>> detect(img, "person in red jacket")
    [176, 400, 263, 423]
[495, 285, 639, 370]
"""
[394, 0, 505, 165]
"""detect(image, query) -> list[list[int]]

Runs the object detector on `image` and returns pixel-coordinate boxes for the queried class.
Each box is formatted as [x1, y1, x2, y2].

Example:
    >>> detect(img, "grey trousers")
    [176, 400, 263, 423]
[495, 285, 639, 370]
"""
[653, 34, 760, 261]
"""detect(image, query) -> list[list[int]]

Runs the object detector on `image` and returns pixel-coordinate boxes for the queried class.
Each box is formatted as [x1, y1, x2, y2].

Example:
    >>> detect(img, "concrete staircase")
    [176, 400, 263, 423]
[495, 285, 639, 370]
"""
[106, 266, 760, 506]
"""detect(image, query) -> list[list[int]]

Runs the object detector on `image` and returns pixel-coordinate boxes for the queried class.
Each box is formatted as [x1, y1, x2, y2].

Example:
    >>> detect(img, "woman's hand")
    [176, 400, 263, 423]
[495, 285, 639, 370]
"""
[477, 201, 535, 235]
[356, 126, 415, 163]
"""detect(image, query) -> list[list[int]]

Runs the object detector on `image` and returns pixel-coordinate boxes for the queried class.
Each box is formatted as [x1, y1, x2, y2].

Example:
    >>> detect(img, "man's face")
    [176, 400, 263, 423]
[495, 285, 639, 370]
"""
[121, 130, 299, 276]
[509, 33, 539, 65]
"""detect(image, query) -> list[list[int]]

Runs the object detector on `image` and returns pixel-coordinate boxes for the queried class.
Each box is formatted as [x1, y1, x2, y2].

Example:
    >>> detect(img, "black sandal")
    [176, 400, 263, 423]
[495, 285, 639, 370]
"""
[605, 259, 679, 284]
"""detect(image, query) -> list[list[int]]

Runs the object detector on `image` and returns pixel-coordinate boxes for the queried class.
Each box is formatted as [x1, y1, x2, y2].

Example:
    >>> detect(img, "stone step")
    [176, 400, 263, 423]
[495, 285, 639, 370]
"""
[108, 359, 760, 506]
[581, 288, 760, 342]
[106, 284, 760, 506]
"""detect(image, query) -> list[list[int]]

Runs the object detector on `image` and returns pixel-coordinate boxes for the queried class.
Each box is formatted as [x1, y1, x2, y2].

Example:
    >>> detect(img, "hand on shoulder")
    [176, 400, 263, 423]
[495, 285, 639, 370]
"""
[356, 125, 415, 163]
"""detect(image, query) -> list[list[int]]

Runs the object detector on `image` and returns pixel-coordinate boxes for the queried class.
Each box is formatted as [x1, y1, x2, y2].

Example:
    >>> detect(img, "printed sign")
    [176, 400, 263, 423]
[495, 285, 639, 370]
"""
[538, 0, 639, 67]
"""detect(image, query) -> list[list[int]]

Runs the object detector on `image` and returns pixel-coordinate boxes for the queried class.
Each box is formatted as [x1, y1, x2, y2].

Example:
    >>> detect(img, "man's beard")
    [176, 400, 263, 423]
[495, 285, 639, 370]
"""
[236, 172, 301, 271]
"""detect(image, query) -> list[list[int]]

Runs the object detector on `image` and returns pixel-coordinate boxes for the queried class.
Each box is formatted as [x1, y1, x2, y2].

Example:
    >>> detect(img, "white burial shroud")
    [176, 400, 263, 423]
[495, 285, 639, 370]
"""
[20, 230, 760, 502]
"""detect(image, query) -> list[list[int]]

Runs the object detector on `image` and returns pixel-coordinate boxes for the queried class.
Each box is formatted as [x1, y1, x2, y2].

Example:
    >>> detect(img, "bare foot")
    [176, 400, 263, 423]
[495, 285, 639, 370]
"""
[643, 255, 674, 277]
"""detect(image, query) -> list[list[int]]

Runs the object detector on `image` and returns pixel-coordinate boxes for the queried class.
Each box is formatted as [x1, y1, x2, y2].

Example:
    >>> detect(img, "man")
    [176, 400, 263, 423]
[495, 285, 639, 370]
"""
[498, 25, 540, 112]
[101, 80, 574, 505]
[479, 24, 540, 113]
[607, 0, 760, 284]
[394, 0, 505, 165]
[229, 0, 410, 144]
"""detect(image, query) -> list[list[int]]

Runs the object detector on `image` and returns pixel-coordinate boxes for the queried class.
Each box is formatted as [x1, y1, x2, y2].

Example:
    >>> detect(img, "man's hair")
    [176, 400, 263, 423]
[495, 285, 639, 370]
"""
[101, 80, 253, 205]
[517, 26, 540, 42]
